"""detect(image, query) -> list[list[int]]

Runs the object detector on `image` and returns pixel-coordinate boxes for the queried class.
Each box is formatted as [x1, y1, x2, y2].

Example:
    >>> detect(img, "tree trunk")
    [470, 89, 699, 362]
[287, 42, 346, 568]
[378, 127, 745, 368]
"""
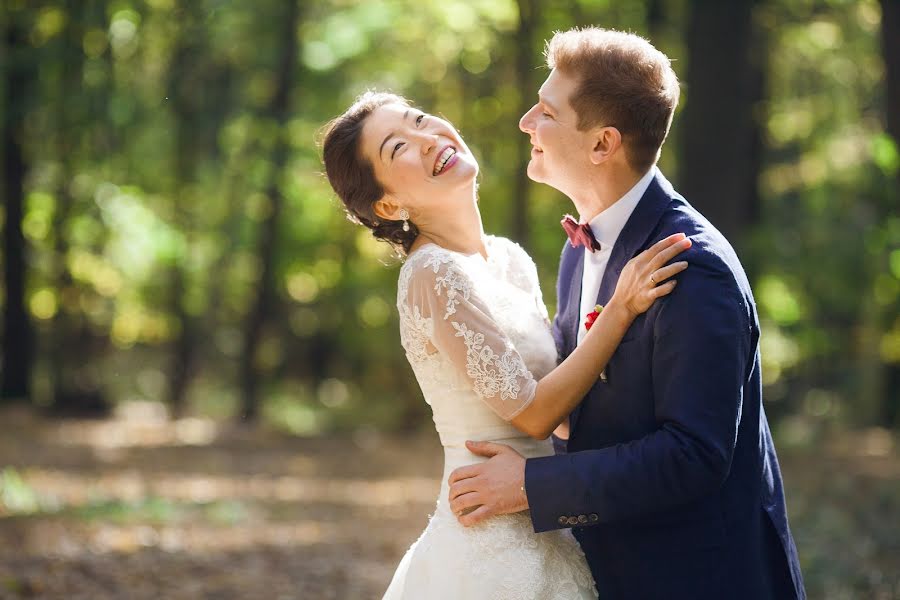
[1, 6, 34, 402]
[512, 0, 539, 249]
[48, 0, 111, 418]
[879, 0, 900, 426]
[163, 0, 234, 418]
[164, 2, 194, 418]
[238, 1, 301, 423]
[883, 0, 900, 146]
[646, 0, 666, 41]
[678, 0, 764, 251]
[166, 265, 195, 418]
[566, 0, 586, 30]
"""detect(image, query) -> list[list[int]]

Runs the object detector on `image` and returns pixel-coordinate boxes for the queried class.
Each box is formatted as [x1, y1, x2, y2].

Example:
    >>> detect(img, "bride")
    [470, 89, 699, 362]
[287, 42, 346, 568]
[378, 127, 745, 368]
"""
[321, 91, 690, 599]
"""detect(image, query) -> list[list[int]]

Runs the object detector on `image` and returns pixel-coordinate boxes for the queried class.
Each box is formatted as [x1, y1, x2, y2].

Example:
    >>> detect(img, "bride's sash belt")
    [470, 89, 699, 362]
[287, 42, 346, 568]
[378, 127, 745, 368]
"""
[434, 438, 553, 511]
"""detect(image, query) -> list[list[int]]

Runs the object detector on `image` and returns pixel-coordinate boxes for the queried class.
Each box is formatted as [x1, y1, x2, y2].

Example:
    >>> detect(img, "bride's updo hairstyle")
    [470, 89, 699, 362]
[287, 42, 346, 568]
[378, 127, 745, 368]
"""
[321, 91, 418, 256]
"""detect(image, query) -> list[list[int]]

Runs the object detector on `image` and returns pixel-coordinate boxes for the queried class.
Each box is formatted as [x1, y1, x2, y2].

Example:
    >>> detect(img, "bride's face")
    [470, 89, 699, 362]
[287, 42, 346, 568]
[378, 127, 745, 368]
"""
[360, 104, 478, 218]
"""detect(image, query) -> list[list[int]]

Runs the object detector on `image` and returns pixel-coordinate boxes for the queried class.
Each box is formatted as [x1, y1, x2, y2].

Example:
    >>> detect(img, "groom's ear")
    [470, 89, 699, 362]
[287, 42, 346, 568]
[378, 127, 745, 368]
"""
[373, 195, 402, 221]
[589, 126, 622, 165]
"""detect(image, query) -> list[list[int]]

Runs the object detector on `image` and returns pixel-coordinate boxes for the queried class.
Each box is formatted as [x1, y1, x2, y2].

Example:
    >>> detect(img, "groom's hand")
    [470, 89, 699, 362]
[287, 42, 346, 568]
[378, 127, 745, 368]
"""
[447, 440, 528, 527]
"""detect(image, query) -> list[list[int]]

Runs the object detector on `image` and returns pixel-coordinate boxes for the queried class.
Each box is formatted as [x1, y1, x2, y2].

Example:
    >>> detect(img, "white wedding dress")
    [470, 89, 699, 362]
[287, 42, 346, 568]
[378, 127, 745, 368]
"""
[383, 236, 597, 600]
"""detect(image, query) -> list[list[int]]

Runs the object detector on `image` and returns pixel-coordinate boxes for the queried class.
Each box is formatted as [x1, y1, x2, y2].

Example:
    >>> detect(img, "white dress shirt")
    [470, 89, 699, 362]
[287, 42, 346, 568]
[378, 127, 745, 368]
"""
[576, 167, 656, 345]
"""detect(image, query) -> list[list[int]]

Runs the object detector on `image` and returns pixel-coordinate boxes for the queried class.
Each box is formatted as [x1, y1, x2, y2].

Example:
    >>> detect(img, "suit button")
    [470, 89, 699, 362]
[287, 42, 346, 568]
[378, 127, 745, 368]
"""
[558, 516, 568, 526]
[588, 513, 599, 523]
[577, 514, 588, 524]
[567, 516, 579, 526]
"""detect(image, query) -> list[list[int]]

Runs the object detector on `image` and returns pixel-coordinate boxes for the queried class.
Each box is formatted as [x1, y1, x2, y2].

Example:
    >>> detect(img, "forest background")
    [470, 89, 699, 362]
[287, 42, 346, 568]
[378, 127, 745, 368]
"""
[1, 0, 898, 598]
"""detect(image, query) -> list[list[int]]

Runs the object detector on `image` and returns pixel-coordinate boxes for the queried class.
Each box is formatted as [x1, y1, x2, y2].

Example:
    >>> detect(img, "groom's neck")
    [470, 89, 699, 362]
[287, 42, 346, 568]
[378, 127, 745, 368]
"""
[572, 165, 645, 223]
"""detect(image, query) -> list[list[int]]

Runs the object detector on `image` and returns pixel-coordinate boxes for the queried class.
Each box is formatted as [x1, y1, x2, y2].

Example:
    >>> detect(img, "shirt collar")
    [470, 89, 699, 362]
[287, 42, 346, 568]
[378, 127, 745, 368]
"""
[586, 166, 656, 249]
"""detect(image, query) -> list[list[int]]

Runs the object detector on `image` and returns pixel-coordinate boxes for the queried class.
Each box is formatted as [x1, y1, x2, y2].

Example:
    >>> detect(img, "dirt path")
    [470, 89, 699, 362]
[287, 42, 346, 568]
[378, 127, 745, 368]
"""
[0, 405, 897, 599]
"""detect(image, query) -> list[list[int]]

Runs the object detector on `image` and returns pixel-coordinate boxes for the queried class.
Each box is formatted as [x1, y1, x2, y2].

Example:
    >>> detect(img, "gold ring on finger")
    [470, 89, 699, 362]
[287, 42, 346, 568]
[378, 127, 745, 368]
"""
[650, 273, 656, 285]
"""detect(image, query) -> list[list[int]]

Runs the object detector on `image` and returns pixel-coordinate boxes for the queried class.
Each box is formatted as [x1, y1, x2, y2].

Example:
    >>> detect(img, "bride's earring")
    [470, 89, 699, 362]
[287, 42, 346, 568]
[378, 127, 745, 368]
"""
[399, 208, 410, 232]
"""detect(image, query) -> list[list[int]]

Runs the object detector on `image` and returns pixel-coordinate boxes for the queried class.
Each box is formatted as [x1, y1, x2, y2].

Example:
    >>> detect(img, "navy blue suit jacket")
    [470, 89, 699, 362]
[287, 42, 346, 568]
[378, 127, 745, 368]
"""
[525, 171, 805, 599]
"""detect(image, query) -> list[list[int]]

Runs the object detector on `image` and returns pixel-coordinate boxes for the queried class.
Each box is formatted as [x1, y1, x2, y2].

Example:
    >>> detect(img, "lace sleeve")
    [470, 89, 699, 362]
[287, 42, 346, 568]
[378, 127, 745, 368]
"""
[404, 251, 537, 421]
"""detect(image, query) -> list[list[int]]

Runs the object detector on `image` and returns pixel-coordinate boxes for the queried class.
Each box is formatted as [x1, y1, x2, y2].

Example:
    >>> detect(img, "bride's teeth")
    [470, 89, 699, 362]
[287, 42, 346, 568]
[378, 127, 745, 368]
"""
[434, 147, 456, 175]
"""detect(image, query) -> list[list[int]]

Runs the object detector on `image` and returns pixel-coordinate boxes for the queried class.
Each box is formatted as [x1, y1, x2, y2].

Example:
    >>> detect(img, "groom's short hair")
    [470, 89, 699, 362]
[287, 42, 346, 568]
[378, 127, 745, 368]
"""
[546, 27, 680, 172]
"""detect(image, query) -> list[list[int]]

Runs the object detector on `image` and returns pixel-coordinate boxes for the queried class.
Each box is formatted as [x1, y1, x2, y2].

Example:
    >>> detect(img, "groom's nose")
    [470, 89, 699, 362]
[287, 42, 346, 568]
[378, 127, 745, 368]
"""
[519, 105, 537, 134]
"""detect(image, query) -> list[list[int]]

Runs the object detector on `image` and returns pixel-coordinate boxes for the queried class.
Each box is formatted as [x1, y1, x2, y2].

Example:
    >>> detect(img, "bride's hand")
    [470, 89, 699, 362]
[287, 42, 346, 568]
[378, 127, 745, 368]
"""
[610, 233, 691, 318]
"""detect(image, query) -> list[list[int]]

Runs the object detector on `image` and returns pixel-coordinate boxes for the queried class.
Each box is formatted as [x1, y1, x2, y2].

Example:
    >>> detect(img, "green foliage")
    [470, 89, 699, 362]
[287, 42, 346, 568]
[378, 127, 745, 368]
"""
[4, 0, 897, 434]
[70, 497, 250, 525]
[0, 468, 40, 515]
[872, 133, 899, 175]
[750, 0, 898, 424]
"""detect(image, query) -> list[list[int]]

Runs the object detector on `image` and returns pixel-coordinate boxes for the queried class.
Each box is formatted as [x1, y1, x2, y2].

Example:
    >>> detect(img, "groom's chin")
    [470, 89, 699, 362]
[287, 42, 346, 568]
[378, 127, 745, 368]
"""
[525, 163, 545, 184]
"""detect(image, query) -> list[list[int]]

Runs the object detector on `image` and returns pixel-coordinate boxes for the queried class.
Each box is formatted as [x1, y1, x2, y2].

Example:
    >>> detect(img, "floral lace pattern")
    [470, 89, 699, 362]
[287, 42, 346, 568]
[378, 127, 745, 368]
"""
[452, 322, 528, 401]
[424, 253, 470, 319]
[398, 242, 540, 419]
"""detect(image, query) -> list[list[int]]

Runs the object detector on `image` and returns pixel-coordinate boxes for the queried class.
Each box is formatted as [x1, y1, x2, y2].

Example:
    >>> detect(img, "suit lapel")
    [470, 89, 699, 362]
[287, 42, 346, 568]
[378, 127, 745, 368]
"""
[567, 247, 585, 353]
[569, 171, 674, 435]
[595, 172, 673, 307]
[553, 242, 584, 436]
[553, 242, 584, 358]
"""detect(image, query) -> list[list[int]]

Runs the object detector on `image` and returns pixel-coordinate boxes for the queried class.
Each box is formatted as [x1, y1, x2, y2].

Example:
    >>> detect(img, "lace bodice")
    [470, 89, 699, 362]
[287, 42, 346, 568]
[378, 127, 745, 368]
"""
[386, 236, 597, 599]
[397, 236, 557, 448]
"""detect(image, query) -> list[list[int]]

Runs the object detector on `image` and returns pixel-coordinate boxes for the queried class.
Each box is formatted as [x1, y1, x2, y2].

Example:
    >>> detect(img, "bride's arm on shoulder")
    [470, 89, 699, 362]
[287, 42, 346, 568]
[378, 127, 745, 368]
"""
[403, 236, 689, 438]
[510, 234, 691, 440]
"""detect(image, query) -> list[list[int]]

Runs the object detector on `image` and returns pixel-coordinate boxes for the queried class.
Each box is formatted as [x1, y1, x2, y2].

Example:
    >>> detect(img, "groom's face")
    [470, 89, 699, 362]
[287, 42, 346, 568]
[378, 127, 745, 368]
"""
[519, 69, 595, 195]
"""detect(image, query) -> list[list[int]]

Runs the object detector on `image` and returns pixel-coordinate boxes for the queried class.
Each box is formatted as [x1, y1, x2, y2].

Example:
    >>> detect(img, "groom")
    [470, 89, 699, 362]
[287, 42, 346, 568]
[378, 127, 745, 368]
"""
[447, 28, 805, 599]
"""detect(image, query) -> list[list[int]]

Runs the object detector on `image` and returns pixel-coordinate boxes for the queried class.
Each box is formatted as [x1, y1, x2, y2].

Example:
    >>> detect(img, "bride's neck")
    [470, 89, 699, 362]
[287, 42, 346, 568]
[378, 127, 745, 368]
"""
[412, 191, 487, 258]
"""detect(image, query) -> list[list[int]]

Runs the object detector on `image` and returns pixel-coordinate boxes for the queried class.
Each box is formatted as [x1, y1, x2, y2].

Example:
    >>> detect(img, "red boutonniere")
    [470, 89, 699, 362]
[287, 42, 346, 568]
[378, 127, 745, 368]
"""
[584, 304, 604, 331]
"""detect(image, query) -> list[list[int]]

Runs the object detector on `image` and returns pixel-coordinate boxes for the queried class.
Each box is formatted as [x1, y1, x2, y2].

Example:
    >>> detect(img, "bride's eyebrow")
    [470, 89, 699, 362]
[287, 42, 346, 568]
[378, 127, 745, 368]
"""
[379, 109, 411, 162]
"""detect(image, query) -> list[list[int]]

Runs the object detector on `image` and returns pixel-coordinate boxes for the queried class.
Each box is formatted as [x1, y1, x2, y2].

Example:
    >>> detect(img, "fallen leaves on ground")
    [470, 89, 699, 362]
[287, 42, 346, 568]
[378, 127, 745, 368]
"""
[0, 404, 897, 599]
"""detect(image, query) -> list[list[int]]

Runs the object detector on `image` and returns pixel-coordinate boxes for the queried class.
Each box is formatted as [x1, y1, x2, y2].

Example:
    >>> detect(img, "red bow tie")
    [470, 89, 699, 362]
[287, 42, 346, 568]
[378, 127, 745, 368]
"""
[561, 215, 601, 252]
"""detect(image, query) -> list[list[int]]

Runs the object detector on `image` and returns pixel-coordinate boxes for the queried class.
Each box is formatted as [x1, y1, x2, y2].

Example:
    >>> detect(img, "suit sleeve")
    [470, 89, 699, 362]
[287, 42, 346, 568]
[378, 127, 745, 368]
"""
[524, 249, 751, 532]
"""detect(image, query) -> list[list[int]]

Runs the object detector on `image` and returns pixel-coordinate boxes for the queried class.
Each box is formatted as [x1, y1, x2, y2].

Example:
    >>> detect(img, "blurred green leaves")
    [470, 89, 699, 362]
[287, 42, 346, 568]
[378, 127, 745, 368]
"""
[7, 0, 898, 432]
[0, 468, 40, 516]
[871, 133, 900, 176]
[759, 275, 804, 326]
